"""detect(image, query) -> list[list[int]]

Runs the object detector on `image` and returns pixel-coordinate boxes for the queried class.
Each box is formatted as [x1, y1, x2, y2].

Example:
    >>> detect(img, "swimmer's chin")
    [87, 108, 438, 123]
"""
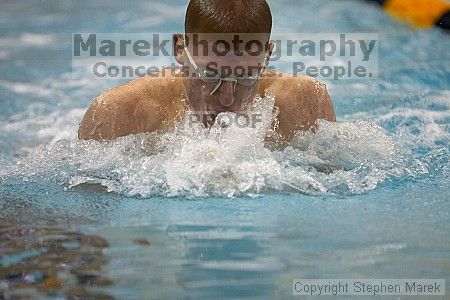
[203, 110, 231, 128]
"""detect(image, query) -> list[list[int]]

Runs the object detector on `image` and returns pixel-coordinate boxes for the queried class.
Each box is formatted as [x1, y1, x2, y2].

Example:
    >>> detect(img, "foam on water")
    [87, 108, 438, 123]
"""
[3, 92, 432, 198]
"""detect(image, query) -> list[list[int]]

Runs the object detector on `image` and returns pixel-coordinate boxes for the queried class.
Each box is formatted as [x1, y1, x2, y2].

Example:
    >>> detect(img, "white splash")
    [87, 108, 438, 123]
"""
[4, 92, 416, 198]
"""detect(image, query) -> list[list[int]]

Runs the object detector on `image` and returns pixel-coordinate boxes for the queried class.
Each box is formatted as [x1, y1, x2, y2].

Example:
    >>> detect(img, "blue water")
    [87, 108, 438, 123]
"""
[0, 0, 449, 299]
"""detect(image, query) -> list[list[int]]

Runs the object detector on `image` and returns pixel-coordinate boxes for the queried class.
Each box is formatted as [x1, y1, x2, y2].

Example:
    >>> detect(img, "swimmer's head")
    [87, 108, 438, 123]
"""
[173, 0, 274, 125]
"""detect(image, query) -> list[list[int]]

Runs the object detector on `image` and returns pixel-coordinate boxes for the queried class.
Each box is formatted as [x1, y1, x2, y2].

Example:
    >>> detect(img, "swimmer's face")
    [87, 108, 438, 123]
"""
[173, 33, 272, 124]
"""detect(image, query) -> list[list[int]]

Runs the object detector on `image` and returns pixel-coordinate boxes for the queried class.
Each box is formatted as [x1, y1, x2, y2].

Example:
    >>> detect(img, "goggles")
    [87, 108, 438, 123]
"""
[183, 44, 270, 95]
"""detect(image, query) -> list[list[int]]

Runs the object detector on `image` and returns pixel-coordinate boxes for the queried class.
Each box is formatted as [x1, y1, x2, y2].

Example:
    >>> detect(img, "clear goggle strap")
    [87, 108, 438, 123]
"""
[184, 45, 201, 72]
[209, 77, 237, 96]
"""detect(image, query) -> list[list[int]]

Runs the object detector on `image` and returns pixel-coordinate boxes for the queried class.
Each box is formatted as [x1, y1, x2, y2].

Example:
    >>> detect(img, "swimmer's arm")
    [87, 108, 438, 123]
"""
[303, 77, 336, 123]
[272, 76, 336, 140]
[78, 81, 162, 140]
[78, 94, 116, 140]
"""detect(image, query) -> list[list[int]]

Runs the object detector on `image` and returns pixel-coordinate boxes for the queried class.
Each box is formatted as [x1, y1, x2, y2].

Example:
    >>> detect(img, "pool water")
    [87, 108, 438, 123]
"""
[0, 0, 449, 298]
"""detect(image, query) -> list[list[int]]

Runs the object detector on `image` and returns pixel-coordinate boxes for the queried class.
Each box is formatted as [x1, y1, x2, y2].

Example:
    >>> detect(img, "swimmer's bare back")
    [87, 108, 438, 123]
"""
[77, 70, 336, 142]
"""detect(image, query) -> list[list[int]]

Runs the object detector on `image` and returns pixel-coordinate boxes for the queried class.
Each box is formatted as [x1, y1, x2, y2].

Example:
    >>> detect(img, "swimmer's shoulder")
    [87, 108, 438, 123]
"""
[259, 70, 336, 140]
[259, 69, 329, 98]
[78, 70, 185, 140]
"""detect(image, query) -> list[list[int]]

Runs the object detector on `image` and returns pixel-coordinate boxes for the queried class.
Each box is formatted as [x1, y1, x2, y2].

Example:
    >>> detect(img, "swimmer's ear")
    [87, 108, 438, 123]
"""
[263, 41, 275, 67]
[266, 41, 275, 57]
[173, 33, 185, 65]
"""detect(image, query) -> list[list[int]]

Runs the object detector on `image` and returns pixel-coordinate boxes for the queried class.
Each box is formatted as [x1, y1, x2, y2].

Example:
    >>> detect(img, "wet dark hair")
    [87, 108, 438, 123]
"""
[185, 0, 272, 35]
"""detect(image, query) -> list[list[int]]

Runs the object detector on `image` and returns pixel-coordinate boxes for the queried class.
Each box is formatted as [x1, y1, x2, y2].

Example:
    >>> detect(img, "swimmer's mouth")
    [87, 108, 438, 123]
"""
[202, 109, 230, 127]
[203, 114, 218, 128]
[204, 112, 219, 127]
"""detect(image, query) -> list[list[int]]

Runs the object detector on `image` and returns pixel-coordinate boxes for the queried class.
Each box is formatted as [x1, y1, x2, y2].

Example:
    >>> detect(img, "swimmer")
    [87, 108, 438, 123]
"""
[78, 0, 336, 142]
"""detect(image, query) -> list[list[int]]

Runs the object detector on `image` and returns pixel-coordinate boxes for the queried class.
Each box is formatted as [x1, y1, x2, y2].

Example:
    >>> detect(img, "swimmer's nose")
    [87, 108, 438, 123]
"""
[216, 81, 235, 107]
